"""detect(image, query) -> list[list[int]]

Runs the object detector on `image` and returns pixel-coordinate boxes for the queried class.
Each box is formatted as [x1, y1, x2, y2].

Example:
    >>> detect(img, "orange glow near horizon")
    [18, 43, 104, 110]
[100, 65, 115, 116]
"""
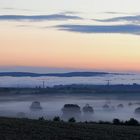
[0, 22, 140, 72]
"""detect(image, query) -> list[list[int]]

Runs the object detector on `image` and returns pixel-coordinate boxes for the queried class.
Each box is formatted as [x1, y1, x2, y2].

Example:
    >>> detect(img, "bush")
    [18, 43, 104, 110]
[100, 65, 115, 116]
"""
[68, 117, 76, 123]
[98, 121, 111, 124]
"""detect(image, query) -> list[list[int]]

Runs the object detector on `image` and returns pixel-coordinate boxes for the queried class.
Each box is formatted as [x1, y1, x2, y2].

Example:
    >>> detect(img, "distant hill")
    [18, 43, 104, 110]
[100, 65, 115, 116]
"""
[0, 71, 115, 77]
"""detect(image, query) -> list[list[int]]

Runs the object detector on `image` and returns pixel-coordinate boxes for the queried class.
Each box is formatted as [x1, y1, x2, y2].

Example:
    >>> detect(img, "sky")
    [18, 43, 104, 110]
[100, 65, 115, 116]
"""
[0, 0, 140, 73]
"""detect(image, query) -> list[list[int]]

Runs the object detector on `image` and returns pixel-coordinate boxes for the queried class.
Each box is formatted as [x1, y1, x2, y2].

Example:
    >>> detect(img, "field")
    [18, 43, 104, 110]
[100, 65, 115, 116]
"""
[0, 117, 140, 140]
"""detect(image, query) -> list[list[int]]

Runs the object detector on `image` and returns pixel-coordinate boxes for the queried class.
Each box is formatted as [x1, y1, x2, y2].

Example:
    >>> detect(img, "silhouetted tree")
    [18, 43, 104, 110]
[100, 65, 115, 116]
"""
[113, 118, 121, 125]
[68, 117, 76, 123]
[53, 116, 61, 122]
[125, 118, 139, 126]
[38, 117, 45, 121]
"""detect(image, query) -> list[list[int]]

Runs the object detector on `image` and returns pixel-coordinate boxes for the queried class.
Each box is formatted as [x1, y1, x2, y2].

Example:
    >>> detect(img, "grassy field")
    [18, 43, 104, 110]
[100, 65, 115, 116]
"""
[0, 117, 140, 140]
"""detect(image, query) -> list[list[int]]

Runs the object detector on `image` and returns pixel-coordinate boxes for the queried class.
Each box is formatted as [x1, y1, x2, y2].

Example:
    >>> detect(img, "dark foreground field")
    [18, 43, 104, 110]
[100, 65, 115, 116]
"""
[0, 117, 140, 140]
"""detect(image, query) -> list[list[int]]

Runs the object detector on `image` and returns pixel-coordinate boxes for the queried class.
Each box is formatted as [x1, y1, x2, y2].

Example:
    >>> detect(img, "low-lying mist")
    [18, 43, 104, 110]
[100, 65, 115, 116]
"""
[0, 94, 140, 122]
